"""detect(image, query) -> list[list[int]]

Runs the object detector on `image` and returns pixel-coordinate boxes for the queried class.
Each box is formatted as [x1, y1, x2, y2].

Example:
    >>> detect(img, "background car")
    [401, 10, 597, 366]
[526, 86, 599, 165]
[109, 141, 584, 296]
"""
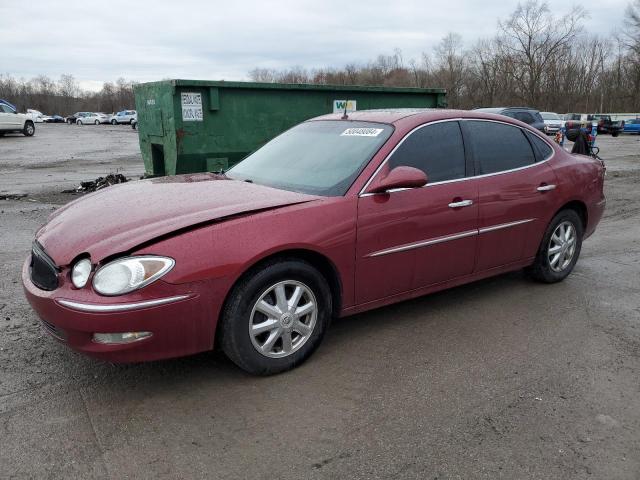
[540, 112, 565, 135]
[43, 115, 65, 123]
[111, 110, 137, 125]
[23, 109, 605, 374]
[623, 118, 640, 134]
[76, 112, 104, 125]
[588, 114, 624, 137]
[26, 109, 46, 123]
[0, 100, 35, 136]
[473, 107, 547, 133]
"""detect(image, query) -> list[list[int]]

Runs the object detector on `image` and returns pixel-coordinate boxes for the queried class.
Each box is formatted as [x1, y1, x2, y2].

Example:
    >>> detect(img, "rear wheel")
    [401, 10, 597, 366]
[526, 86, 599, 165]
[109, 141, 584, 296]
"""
[219, 259, 331, 375]
[23, 121, 35, 137]
[77, 120, 83, 125]
[111, 119, 117, 125]
[94, 120, 99, 125]
[527, 209, 583, 283]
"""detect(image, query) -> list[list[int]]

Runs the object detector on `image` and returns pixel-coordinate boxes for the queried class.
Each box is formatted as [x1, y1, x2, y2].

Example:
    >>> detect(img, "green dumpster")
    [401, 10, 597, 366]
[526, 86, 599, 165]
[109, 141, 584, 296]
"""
[133, 80, 446, 176]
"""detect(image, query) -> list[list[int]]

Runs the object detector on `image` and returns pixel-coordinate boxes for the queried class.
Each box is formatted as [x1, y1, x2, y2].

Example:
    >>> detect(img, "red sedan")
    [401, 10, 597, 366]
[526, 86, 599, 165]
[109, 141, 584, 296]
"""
[23, 109, 606, 374]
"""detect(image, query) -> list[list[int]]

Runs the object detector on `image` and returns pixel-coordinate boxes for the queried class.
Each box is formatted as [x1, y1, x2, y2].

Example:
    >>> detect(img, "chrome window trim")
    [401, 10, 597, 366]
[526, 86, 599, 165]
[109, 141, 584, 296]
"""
[57, 295, 190, 313]
[365, 218, 535, 258]
[358, 118, 556, 198]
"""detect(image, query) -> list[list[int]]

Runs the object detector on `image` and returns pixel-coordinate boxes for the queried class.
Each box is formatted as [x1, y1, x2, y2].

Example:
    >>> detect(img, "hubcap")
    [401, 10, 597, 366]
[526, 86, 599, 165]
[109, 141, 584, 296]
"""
[548, 221, 577, 272]
[249, 280, 317, 358]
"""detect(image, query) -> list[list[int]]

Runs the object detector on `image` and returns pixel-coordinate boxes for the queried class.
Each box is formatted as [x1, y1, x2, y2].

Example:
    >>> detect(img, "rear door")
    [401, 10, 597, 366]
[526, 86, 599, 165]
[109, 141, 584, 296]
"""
[355, 121, 478, 304]
[462, 120, 558, 271]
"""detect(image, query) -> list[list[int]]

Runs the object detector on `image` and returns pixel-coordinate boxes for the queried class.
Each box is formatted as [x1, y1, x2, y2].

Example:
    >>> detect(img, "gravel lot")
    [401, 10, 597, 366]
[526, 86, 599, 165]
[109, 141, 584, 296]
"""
[0, 125, 639, 479]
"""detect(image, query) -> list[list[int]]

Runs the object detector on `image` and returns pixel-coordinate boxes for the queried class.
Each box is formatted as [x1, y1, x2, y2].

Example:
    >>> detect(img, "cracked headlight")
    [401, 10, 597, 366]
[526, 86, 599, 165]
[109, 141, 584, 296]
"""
[92, 256, 174, 296]
[71, 258, 92, 288]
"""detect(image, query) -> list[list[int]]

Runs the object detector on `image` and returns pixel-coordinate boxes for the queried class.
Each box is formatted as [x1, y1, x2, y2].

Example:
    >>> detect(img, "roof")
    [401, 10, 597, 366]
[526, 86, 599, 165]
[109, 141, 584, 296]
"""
[311, 108, 501, 124]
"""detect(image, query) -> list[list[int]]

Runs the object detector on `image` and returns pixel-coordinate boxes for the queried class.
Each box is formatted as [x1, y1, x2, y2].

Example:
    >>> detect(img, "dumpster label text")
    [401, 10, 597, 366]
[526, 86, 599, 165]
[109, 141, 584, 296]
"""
[333, 100, 357, 114]
[181, 92, 203, 122]
[341, 128, 384, 137]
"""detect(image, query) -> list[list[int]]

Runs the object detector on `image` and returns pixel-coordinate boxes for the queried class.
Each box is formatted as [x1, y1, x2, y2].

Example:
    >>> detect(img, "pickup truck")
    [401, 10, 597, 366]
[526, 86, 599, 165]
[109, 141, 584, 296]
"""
[588, 114, 624, 137]
[0, 100, 35, 136]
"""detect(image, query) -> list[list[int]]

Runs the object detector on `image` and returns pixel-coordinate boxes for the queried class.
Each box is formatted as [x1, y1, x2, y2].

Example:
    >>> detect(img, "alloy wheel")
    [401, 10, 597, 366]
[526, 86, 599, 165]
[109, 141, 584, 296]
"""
[249, 280, 317, 358]
[548, 221, 577, 272]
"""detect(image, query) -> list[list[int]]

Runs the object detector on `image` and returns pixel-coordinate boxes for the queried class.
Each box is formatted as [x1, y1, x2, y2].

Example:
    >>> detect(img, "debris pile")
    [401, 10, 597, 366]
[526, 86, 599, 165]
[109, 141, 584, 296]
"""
[63, 173, 128, 193]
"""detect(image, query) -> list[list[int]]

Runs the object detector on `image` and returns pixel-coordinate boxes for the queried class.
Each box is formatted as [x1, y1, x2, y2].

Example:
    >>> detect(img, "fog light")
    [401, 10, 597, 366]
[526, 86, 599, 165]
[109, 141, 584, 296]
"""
[93, 331, 152, 344]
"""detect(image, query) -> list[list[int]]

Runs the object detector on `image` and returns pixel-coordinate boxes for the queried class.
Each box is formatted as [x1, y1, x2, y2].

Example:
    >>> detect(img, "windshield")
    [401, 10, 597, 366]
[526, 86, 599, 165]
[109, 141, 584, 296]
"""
[226, 121, 393, 196]
[541, 112, 560, 120]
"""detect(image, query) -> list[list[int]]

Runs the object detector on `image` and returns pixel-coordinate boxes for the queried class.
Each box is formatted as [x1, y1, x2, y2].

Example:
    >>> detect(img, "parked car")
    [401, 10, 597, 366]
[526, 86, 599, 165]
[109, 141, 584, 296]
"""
[76, 112, 106, 125]
[622, 118, 640, 134]
[474, 107, 547, 133]
[540, 112, 565, 135]
[111, 110, 137, 125]
[0, 100, 35, 136]
[26, 109, 46, 123]
[97, 113, 113, 124]
[588, 114, 624, 137]
[23, 109, 606, 374]
[44, 115, 65, 123]
[66, 112, 86, 124]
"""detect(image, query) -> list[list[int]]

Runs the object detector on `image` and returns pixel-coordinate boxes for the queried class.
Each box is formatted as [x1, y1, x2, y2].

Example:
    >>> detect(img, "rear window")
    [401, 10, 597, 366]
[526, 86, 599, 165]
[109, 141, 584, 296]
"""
[465, 121, 536, 174]
[526, 132, 554, 161]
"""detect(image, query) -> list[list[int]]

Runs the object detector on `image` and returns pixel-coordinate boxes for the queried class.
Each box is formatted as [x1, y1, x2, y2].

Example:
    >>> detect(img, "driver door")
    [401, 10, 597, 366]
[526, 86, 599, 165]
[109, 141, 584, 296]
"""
[355, 121, 479, 304]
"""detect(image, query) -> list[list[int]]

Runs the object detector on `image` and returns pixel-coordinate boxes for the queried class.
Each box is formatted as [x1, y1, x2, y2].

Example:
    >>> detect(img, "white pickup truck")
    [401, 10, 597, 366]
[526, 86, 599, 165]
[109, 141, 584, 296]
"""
[0, 101, 35, 136]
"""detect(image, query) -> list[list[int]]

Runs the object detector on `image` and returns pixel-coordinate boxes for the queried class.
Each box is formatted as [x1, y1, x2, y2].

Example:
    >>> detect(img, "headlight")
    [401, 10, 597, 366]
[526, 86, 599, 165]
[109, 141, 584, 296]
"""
[92, 256, 174, 296]
[71, 258, 92, 288]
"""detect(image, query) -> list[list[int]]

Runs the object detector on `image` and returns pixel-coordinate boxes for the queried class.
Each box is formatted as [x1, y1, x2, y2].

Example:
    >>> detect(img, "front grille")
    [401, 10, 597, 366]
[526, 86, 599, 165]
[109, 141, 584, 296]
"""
[40, 319, 67, 341]
[30, 242, 59, 291]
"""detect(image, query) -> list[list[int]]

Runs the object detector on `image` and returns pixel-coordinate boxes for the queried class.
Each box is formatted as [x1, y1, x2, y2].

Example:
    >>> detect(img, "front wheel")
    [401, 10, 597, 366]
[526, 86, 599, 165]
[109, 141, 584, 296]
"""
[219, 259, 332, 375]
[94, 120, 99, 125]
[111, 119, 117, 125]
[23, 122, 35, 137]
[77, 120, 83, 125]
[526, 209, 583, 283]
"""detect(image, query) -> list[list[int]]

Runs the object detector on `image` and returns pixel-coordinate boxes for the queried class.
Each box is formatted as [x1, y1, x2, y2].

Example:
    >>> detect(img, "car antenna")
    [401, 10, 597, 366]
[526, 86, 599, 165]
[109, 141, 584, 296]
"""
[341, 101, 349, 120]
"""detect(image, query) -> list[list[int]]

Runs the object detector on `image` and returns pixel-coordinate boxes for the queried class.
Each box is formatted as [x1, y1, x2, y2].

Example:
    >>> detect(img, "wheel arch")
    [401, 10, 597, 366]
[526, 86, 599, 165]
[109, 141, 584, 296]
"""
[556, 200, 588, 231]
[236, 248, 342, 317]
[215, 248, 343, 348]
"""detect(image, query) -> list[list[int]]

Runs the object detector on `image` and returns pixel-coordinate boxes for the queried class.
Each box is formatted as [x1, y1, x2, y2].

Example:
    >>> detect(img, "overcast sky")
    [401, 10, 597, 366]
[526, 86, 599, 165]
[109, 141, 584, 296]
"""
[0, 0, 630, 91]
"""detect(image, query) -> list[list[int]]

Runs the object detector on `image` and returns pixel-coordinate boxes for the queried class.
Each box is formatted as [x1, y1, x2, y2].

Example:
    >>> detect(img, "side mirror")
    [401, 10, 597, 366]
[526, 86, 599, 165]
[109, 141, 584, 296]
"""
[367, 166, 427, 194]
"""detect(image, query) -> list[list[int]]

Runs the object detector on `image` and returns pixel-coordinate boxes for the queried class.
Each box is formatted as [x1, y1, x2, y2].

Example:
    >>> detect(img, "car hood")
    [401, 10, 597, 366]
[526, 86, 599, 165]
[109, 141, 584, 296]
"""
[36, 173, 320, 265]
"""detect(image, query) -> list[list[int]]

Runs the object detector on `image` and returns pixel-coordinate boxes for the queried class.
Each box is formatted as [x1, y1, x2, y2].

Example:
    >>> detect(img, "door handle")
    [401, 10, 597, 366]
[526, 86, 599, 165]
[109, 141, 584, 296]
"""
[537, 184, 556, 192]
[448, 199, 474, 208]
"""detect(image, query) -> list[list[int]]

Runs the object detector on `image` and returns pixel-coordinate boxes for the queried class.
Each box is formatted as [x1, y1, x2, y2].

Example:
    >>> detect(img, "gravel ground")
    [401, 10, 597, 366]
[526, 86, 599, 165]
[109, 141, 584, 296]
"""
[0, 127, 639, 479]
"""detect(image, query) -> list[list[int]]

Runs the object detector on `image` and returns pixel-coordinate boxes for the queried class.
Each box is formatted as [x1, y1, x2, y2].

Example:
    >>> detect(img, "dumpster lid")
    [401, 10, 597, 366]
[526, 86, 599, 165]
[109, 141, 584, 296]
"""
[137, 79, 446, 95]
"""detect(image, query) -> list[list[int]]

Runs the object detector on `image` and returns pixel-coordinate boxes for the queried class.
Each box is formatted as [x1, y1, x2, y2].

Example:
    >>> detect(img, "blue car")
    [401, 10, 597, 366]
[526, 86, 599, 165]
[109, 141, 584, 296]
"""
[623, 118, 640, 134]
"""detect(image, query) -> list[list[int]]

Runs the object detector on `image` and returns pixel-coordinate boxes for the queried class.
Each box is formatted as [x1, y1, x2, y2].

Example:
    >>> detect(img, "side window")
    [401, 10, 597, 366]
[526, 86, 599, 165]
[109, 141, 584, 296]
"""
[388, 121, 466, 183]
[465, 121, 536, 174]
[526, 131, 554, 161]
[514, 111, 535, 124]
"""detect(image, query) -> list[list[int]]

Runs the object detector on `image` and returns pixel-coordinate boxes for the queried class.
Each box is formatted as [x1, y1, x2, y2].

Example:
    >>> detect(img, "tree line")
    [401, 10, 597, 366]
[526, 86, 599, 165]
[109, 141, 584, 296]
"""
[249, 0, 640, 113]
[1, 1, 638, 116]
[0, 74, 136, 116]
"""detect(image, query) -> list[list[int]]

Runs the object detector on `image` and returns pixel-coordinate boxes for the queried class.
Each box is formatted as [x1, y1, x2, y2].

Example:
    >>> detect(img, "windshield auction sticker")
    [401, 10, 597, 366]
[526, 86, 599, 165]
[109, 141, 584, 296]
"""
[181, 92, 203, 122]
[341, 128, 384, 137]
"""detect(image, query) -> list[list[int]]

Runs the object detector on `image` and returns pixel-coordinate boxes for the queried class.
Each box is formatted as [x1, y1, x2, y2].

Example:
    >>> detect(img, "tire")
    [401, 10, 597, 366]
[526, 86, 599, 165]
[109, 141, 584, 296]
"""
[77, 120, 83, 125]
[129, 119, 134, 125]
[94, 120, 99, 125]
[526, 209, 583, 283]
[23, 121, 35, 137]
[612, 131, 619, 137]
[219, 259, 332, 375]
[111, 119, 117, 125]
[66, 119, 71, 124]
